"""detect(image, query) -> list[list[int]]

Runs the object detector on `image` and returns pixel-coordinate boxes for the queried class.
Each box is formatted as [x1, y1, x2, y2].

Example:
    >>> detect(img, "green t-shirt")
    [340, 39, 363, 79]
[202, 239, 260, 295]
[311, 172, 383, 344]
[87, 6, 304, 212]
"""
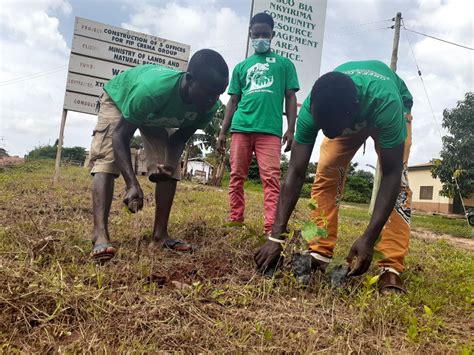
[228, 51, 300, 137]
[294, 60, 413, 148]
[104, 64, 219, 129]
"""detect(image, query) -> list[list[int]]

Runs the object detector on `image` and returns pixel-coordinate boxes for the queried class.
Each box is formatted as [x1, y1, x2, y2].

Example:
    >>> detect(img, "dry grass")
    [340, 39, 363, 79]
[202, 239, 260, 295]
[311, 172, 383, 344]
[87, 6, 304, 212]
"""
[0, 160, 473, 353]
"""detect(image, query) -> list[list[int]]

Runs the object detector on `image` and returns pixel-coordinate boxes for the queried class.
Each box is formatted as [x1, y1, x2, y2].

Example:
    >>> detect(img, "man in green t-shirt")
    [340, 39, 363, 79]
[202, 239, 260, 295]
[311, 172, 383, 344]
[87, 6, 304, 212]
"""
[217, 12, 299, 235]
[255, 60, 414, 293]
[88, 49, 228, 262]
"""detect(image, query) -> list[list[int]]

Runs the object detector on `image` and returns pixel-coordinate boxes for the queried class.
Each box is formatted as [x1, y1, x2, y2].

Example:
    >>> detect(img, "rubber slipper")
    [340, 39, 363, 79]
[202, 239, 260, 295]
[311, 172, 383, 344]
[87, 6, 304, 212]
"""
[378, 271, 406, 294]
[161, 239, 194, 252]
[90, 242, 117, 262]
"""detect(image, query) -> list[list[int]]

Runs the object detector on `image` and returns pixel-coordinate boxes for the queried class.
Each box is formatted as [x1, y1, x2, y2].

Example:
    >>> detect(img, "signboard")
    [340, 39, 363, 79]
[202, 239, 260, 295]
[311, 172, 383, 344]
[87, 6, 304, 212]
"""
[63, 17, 191, 115]
[248, 0, 327, 104]
[73, 17, 190, 61]
[71, 36, 187, 70]
[68, 54, 130, 80]
[66, 72, 108, 97]
[64, 92, 100, 115]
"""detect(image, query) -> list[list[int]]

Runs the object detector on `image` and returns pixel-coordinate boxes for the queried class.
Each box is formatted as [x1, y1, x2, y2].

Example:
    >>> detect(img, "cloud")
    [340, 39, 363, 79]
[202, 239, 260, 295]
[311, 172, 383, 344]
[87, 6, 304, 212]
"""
[0, 0, 70, 55]
[122, 2, 248, 72]
[316, 0, 473, 168]
[120, 1, 250, 123]
[0, 0, 471, 167]
[0, 0, 72, 156]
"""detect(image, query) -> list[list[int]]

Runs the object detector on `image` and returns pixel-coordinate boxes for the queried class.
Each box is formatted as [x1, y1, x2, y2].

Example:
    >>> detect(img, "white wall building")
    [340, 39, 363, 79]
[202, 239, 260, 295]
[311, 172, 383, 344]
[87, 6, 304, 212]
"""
[408, 163, 474, 214]
[186, 158, 214, 183]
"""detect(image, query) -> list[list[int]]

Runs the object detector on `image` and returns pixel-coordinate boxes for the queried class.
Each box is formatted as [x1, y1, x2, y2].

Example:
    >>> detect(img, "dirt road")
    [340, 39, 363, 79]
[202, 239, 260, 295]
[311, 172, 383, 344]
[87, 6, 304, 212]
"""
[411, 227, 474, 251]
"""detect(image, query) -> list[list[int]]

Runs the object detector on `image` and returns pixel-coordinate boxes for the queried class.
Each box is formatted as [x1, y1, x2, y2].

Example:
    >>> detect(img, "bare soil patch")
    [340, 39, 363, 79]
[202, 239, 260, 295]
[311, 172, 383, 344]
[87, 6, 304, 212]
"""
[0, 156, 24, 168]
[411, 227, 474, 251]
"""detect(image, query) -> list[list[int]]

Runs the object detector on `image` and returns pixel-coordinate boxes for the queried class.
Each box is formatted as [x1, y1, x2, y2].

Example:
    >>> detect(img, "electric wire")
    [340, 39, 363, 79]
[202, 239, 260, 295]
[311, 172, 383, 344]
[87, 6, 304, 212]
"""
[402, 20, 443, 139]
[403, 19, 470, 220]
[0, 66, 67, 86]
[330, 26, 392, 38]
[403, 26, 473, 51]
[333, 18, 392, 31]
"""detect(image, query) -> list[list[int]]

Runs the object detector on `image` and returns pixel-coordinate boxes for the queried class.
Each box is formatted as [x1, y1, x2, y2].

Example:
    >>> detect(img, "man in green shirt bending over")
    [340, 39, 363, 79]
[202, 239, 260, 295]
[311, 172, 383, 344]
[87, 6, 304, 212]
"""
[255, 60, 414, 293]
[88, 49, 228, 262]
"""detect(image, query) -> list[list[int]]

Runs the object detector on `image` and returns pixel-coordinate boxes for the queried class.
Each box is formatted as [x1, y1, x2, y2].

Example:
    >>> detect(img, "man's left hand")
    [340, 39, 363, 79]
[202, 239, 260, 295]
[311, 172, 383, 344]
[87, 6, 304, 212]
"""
[346, 235, 375, 276]
[282, 130, 294, 152]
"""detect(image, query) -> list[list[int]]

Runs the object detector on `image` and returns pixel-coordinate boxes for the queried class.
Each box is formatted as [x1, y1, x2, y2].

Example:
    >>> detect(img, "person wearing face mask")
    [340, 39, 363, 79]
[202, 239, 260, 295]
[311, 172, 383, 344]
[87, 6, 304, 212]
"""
[217, 12, 299, 236]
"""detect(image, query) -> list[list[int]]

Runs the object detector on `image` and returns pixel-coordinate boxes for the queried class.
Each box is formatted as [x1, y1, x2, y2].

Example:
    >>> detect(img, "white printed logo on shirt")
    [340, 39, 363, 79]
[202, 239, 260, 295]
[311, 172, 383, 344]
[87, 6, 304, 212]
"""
[246, 63, 274, 93]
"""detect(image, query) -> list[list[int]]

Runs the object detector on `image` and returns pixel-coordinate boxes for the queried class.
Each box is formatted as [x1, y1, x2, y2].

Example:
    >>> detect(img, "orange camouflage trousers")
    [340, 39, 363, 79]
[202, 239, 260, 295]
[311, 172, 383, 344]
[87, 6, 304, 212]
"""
[309, 115, 413, 272]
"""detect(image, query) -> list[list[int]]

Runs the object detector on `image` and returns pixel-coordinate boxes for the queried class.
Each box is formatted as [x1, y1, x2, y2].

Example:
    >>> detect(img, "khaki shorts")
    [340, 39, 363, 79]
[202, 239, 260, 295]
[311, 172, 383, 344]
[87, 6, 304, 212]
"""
[88, 92, 181, 180]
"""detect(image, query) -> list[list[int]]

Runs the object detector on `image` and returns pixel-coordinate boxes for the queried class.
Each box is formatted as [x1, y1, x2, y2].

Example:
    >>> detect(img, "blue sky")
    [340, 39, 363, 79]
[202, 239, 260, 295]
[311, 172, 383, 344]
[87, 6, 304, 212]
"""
[0, 0, 473, 169]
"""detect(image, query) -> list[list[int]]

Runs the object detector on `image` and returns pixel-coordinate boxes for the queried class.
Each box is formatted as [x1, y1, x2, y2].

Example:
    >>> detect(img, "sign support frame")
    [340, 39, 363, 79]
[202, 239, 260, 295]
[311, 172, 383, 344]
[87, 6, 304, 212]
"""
[53, 109, 68, 184]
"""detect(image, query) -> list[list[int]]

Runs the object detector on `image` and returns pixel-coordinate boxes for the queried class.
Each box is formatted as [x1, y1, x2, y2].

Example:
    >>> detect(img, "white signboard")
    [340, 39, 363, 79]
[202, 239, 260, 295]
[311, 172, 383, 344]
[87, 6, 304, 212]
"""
[68, 54, 130, 80]
[248, 0, 327, 105]
[74, 17, 190, 61]
[64, 92, 100, 115]
[66, 72, 108, 97]
[71, 36, 187, 70]
[63, 17, 190, 115]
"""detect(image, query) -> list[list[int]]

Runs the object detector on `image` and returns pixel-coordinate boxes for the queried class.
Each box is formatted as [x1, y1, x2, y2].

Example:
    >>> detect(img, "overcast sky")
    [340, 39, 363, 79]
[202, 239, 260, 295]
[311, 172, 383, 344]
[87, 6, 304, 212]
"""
[0, 0, 472, 169]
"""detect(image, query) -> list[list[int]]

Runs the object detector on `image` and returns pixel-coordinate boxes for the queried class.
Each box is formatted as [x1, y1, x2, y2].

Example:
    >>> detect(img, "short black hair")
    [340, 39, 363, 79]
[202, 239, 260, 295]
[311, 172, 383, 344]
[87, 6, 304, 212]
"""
[250, 12, 274, 29]
[187, 49, 229, 83]
[310, 71, 357, 123]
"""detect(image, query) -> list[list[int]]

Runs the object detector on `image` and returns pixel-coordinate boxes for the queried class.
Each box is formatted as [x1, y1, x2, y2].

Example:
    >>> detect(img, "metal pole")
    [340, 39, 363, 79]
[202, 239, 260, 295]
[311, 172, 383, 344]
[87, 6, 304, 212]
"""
[53, 109, 68, 185]
[245, 0, 255, 59]
[369, 12, 402, 214]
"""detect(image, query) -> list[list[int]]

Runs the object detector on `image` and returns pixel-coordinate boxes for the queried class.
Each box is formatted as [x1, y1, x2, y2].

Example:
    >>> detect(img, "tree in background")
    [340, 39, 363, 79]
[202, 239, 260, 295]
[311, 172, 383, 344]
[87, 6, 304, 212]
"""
[247, 154, 291, 183]
[26, 144, 86, 162]
[130, 135, 143, 149]
[299, 162, 374, 202]
[343, 162, 374, 204]
[182, 104, 226, 179]
[206, 104, 229, 186]
[432, 92, 474, 198]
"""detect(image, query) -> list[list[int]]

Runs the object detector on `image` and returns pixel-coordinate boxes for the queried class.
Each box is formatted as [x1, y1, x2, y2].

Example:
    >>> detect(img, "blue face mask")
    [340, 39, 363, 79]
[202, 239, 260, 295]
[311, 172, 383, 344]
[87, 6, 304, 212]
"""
[252, 38, 271, 53]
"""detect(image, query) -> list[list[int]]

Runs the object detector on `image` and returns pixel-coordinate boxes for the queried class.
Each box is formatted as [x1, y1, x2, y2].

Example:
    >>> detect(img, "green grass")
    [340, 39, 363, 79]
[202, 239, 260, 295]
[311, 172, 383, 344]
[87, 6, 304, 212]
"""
[0, 161, 473, 352]
[339, 203, 473, 238]
[412, 214, 473, 238]
[221, 176, 472, 239]
[220, 170, 265, 193]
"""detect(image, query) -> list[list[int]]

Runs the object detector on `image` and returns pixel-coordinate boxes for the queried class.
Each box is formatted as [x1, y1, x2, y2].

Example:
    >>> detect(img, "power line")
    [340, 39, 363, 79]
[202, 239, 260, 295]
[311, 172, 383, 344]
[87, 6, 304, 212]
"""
[402, 20, 443, 139]
[403, 21, 471, 220]
[330, 26, 392, 38]
[334, 18, 392, 31]
[403, 26, 473, 51]
[0, 66, 67, 87]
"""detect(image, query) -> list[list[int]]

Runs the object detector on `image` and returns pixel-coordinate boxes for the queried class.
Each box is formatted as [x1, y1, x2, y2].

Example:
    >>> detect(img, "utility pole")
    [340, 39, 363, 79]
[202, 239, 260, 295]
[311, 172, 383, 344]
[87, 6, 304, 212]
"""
[390, 12, 402, 71]
[369, 12, 402, 214]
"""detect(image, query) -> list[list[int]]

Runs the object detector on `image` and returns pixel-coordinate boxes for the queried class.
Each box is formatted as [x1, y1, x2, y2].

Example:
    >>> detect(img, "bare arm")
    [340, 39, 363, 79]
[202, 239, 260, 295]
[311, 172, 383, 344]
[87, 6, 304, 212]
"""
[271, 141, 314, 237]
[347, 142, 404, 275]
[112, 117, 143, 212]
[255, 141, 314, 271]
[112, 117, 139, 189]
[365, 143, 404, 243]
[168, 126, 198, 164]
[282, 89, 298, 152]
[217, 94, 241, 152]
